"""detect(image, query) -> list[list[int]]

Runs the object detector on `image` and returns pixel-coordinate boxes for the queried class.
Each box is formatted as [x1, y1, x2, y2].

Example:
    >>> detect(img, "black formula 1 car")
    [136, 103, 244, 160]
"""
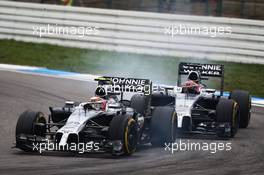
[15, 76, 177, 156]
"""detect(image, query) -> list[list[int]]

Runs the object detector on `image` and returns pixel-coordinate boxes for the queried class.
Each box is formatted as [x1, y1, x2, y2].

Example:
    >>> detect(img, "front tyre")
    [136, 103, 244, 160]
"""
[216, 99, 239, 138]
[16, 110, 46, 152]
[109, 114, 138, 156]
[230, 90, 251, 128]
[151, 107, 177, 146]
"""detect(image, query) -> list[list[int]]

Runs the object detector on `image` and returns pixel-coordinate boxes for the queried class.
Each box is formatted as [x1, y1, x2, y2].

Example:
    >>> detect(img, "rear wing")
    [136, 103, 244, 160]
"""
[94, 76, 152, 96]
[178, 62, 224, 95]
[95, 76, 150, 86]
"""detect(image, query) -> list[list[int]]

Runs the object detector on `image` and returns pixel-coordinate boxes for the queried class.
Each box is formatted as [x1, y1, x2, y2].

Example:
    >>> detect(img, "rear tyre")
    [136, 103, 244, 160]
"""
[130, 94, 147, 115]
[230, 90, 251, 128]
[216, 99, 238, 138]
[151, 106, 177, 146]
[16, 110, 46, 152]
[151, 92, 175, 106]
[109, 114, 138, 156]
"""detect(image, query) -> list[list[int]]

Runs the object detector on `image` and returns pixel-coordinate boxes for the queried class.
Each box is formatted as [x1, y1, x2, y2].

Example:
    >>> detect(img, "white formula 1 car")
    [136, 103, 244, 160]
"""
[151, 62, 251, 139]
[15, 76, 177, 155]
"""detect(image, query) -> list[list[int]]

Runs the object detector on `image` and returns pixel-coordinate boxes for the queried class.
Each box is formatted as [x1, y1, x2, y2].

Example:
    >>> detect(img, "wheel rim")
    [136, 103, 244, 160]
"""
[124, 118, 137, 154]
[33, 112, 46, 136]
[232, 102, 239, 136]
[171, 112, 177, 141]
[248, 96, 251, 121]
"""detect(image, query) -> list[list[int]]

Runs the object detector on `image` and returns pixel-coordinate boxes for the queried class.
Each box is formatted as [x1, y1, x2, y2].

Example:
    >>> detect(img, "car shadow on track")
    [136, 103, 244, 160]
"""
[176, 133, 229, 141]
[11, 134, 233, 159]
[12, 144, 156, 159]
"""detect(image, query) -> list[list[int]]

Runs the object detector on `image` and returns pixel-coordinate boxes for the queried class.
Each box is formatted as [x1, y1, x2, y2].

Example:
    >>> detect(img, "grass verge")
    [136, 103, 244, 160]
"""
[0, 39, 263, 97]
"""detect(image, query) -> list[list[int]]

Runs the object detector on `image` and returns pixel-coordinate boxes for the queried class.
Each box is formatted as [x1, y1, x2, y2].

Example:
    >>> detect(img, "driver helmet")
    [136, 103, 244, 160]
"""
[90, 96, 106, 111]
[95, 86, 107, 98]
[187, 71, 200, 83]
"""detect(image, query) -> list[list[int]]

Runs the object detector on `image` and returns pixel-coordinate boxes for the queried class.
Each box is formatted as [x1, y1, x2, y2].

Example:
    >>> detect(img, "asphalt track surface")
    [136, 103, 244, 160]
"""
[0, 70, 263, 175]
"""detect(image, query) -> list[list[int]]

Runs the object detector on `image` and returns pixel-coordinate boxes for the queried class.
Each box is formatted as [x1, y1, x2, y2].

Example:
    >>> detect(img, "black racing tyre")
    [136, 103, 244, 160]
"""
[49, 107, 72, 123]
[109, 114, 138, 156]
[216, 99, 239, 138]
[16, 110, 46, 152]
[130, 94, 147, 115]
[230, 90, 251, 128]
[151, 92, 175, 106]
[151, 106, 177, 146]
